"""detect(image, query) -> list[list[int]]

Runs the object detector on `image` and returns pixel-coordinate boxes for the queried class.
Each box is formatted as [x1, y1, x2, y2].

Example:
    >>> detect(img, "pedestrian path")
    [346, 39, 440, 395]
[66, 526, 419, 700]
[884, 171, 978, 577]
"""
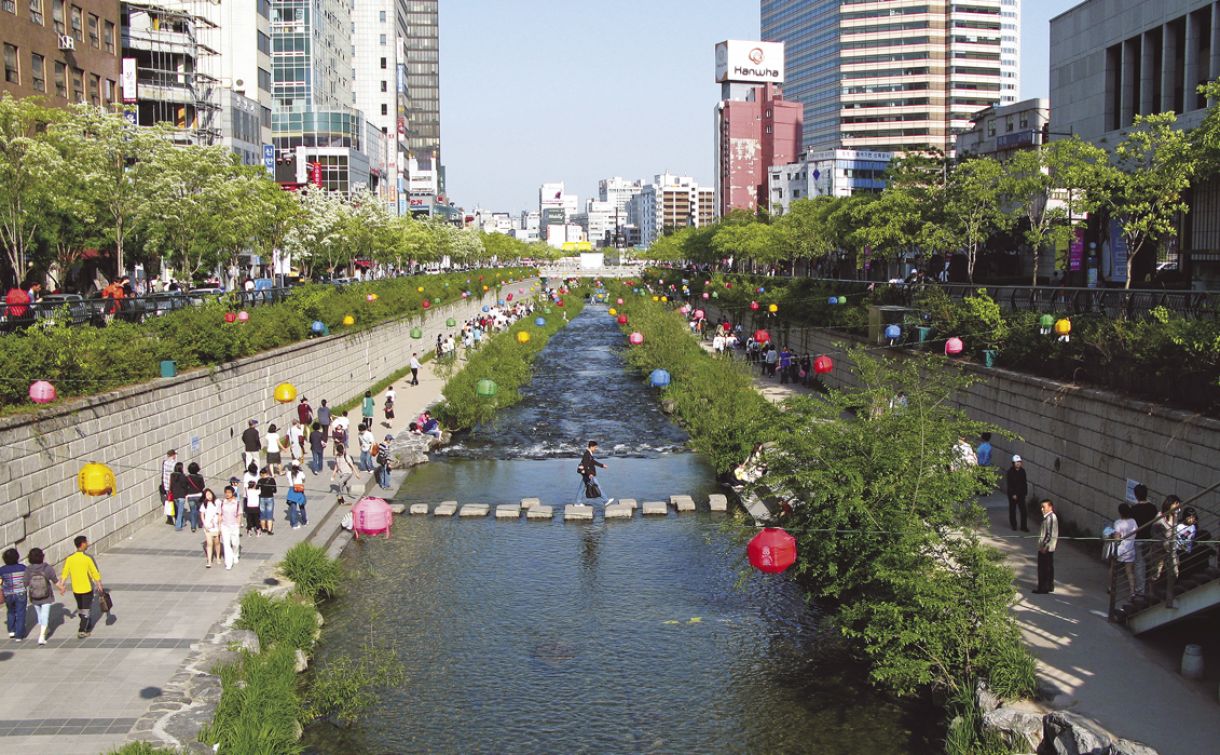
[0, 345, 458, 754]
[706, 340, 1220, 752]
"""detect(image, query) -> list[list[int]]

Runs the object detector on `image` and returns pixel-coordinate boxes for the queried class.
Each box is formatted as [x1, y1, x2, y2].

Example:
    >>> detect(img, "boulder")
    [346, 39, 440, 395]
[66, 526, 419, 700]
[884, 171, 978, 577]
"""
[1039, 711, 1116, 755]
[229, 629, 260, 655]
[389, 433, 435, 468]
[982, 706, 1043, 751]
[1112, 739, 1159, 755]
[294, 648, 310, 673]
[975, 679, 1001, 714]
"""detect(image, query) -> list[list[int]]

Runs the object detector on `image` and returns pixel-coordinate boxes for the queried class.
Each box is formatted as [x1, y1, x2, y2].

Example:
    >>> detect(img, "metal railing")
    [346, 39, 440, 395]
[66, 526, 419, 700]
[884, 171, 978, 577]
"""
[0, 287, 296, 332]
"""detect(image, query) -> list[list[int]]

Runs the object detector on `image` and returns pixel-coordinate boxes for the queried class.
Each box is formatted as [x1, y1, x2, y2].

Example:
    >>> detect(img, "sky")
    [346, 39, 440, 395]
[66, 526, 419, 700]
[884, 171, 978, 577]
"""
[439, 0, 1083, 214]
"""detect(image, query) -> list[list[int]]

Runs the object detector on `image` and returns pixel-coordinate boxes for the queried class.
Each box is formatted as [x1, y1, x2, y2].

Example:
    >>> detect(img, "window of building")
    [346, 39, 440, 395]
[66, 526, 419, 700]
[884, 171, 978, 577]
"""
[257, 67, 271, 92]
[70, 66, 82, 102]
[3, 44, 18, 84]
[53, 60, 65, 96]
[258, 32, 270, 54]
[103, 19, 114, 52]
[379, 34, 387, 45]
[70, 4, 82, 39]
[380, 80, 387, 92]
[379, 10, 386, 22]
[87, 13, 99, 47]
[103, 78, 113, 102]
[381, 103, 388, 115]
[30, 52, 44, 91]
[380, 57, 386, 69]
[29, 0, 43, 25]
[986, 119, 995, 137]
[51, 0, 63, 32]
[1, 1, 14, 14]
[88, 72, 98, 104]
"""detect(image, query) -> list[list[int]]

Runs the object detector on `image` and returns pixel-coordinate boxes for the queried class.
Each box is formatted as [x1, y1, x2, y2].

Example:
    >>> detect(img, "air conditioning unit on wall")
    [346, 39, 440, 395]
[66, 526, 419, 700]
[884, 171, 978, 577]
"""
[58, 35, 75, 51]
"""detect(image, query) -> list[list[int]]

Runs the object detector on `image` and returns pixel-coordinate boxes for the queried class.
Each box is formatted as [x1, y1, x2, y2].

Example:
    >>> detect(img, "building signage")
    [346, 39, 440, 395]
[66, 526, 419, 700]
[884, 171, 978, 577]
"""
[1069, 227, 1084, 272]
[1108, 220, 1128, 283]
[715, 40, 784, 84]
[121, 58, 138, 103]
[262, 144, 275, 173]
[310, 161, 323, 188]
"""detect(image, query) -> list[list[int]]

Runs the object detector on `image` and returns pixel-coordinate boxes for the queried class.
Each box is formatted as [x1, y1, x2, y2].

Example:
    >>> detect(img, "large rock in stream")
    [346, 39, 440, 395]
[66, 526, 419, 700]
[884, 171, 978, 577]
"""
[388, 430, 451, 468]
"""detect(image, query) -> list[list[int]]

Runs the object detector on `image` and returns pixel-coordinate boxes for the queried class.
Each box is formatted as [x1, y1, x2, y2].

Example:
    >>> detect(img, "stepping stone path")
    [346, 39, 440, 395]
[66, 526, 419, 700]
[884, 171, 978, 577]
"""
[527, 505, 554, 520]
[521, 497, 542, 509]
[409, 503, 429, 515]
[411, 495, 724, 521]
[604, 504, 633, 519]
[434, 501, 458, 517]
[619, 498, 638, 510]
[495, 504, 521, 519]
[642, 501, 669, 516]
[564, 504, 594, 521]
[670, 495, 696, 512]
[459, 503, 490, 517]
[708, 494, 728, 512]
[389, 503, 406, 514]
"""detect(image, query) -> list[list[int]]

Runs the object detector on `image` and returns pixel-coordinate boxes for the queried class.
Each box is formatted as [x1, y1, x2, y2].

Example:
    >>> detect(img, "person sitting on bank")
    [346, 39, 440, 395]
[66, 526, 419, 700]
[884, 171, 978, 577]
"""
[420, 413, 442, 439]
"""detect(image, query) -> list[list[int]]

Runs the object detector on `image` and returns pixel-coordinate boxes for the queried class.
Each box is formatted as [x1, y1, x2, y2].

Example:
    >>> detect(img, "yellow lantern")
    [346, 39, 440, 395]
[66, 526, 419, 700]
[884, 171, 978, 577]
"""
[1054, 318, 1071, 336]
[483, 285, 490, 292]
[768, 303, 778, 313]
[342, 315, 355, 326]
[661, 296, 668, 302]
[608, 307, 617, 316]
[78, 462, 116, 496]
[417, 286, 424, 293]
[274, 382, 297, 403]
[516, 330, 531, 344]
[652, 295, 659, 302]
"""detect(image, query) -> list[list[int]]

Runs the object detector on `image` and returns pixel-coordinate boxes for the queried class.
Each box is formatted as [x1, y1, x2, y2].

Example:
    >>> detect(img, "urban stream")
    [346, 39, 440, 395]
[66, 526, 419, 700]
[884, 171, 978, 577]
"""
[303, 304, 933, 753]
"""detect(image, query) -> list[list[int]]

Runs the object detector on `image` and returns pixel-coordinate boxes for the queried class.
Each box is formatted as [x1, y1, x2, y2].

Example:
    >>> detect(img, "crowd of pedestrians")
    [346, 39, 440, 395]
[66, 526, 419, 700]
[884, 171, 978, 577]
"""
[1, 536, 106, 643]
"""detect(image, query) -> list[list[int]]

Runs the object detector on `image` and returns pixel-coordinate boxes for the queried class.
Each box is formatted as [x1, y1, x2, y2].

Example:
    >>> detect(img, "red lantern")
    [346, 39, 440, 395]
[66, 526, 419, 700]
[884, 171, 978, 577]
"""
[753, 329, 770, 344]
[750, 300, 760, 311]
[29, 380, 56, 404]
[507, 293, 513, 301]
[693, 309, 705, 320]
[945, 337, 963, 356]
[556, 299, 565, 307]
[422, 299, 431, 309]
[617, 314, 628, 325]
[628, 332, 644, 345]
[748, 527, 797, 573]
[814, 355, 833, 374]
[224, 312, 237, 324]
[725, 281, 732, 289]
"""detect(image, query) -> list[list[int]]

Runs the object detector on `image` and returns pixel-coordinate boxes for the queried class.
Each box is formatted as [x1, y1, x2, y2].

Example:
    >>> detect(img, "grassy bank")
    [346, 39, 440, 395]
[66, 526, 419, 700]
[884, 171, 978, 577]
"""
[434, 289, 587, 430]
[1, 267, 532, 411]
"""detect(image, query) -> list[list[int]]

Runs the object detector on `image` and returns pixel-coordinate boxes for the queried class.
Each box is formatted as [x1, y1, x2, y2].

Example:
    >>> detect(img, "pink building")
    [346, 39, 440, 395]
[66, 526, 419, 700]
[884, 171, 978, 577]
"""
[715, 83, 803, 217]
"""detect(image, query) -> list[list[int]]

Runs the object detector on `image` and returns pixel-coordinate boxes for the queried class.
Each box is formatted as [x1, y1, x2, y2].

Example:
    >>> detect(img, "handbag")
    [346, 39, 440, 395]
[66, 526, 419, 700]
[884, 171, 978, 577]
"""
[96, 589, 113, 613]
[293, 482, 305, 493]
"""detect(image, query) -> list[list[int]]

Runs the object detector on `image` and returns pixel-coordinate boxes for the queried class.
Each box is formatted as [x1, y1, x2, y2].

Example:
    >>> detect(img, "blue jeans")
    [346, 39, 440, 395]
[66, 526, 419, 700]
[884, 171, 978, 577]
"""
[311, 448, 323, 474]
[377, 465, 390, 488]
[288, 499, 307, 527]
[5, 594, 26, 638]
[259, 497, 275, 523]
[186, 496, 201, 531]
[360, 450, 373, 472]
[173, 499, 188, 531]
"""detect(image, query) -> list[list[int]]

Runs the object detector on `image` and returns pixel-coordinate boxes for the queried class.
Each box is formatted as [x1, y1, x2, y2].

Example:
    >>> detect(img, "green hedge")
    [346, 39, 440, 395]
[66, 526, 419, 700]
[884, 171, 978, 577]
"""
[0, 268, 532, 412]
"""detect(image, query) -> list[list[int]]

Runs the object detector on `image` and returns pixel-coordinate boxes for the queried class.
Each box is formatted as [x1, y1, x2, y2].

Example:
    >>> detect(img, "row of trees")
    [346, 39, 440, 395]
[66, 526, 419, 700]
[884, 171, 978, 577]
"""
[0, 95, 554, 289]
[651, 90, 1220, 288]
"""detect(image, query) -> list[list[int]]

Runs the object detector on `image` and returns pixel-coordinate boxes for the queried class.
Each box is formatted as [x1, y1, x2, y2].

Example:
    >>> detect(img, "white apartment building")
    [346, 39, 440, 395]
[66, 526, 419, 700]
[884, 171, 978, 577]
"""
[598, 176, 643, 216]
[582, 199, 618, 247]
[636, 173, 715, 247]
[768, 149, 892, 216]
[352, 1, 408, 211]
[214, 0, 273, 160]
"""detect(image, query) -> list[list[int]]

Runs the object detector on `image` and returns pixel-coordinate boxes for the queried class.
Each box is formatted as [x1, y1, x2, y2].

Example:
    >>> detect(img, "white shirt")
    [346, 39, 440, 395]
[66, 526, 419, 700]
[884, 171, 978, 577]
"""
[333, 416, 350, 432]
[386, 388, 396, 404]
[410, 356, 421, 369]
[200, 500, 220, 530]
[1113, 517, 1138, 562]
[359, 429, 375, 453]
[265, 431, 280, 451]
[162, 457, 176, 491]
[712, 335, 724, 352]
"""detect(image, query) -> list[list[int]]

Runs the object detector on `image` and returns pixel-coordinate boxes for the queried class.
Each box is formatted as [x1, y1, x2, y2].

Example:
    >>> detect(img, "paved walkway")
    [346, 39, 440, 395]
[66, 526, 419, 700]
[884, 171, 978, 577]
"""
[705, 343, 1220, 752]
[0, 345, 460, 754]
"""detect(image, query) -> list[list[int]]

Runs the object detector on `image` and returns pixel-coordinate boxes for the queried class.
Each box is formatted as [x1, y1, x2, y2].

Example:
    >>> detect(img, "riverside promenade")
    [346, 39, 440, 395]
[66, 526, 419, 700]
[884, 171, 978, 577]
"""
[0, 355, 455, 754]
[701, 341, 1220, 753]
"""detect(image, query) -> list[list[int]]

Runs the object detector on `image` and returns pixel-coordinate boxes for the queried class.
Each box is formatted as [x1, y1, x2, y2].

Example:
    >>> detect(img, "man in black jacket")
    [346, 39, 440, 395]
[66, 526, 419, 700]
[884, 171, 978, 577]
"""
[577, 440, 608, 505]
[241, 419, 261, 471]
[1006, 455, 1028, 532]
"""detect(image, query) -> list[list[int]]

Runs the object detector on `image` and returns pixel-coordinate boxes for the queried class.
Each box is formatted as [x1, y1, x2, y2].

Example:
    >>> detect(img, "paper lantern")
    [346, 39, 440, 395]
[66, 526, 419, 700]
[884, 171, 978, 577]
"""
[274, 382, 298, 403]
[616, 298, 624, 305]
[446, 317, 457, 327]
[649, 369, 671, 388]
[224, 312, 237, 324]
[617, 314, 628, 325]
[758, 287, 766, 293]
[483, 285, 490, 291]
[750, 300, 760, 311]
[498, 299, 506, 306]
[342, 315, 355, 326]
[507, 294, 514, 301]
[814, 355, 833, 374]
[693, 309, 705, 320]
[417, 286, 424, 293]
[422, 299, 431, 309]
[679, 304, 690, 315]
[628, 332, 644, 345]
[884, 324, 901, 341]
[712, 291, 719, 299]
[366, 293, 379, 302]
[661, 296, 668, 302]
[310, 320, 326, 335]
[476, 379, 498, 398]
[652, 295, 660, 302]
[725, 282, 732, 288]
[516, 330, 531, 344]
[748, 527, 797, 573]
[827, 296, 837, 305]
[78, 462, 117, 497]
[482, 305, 490, 312]
[351, 496, 393, 539]
[837, 296, 847, 305]
[945, 337, 964, 356]
[753, 329, 770, 344]
[29, 380, 56, 404]
[768, 303, 778, 314]
[556, 299, 565, 307]
[1054, 318, 1071, 336]
[233, 310, 249, 323]
[702, 292, 709, 300]
[410, 327, 423, 339]
[535, 317, 546, 327]
[1039, 314, 1054, 334]
[608, 307, 618, 316]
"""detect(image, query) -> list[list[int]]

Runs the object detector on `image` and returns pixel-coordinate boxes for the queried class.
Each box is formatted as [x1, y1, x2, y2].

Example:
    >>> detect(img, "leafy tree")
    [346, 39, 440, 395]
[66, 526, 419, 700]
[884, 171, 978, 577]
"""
[0, 94, 64, 285]
[710, 222, 781, 270]
[774, 196, 836, 271]
[283, 189, 349, 278]
[1106, 112, 1196, 289]
[942, 156, 1011, 282]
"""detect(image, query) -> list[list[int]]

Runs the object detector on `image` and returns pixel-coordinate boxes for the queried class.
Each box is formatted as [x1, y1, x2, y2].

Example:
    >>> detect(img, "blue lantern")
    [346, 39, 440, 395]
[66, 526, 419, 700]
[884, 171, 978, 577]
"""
[310, 320, 325, 335]
[535, 317, 546, 327]
[649, 369, 671, 388]
[498, 299, 506, 306]
[884, 324, 901, 341]
[827, 296, 837, 305]
[482, 305, 490, 312]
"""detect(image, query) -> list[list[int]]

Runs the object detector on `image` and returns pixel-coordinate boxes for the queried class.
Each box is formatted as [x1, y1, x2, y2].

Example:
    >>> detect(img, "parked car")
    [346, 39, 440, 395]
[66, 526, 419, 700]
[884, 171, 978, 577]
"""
[33, 293, 94, 326]
[187, 287, 226, 305]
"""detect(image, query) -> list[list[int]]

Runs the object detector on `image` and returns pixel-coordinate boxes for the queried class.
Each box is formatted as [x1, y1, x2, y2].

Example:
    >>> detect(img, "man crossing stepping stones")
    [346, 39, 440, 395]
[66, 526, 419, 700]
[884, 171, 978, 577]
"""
[576, 440, 612, 507]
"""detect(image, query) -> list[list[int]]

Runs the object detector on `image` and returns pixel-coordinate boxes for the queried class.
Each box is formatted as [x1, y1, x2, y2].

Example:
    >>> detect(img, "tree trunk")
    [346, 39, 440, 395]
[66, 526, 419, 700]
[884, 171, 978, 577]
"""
[1031, 245, 1039, 287]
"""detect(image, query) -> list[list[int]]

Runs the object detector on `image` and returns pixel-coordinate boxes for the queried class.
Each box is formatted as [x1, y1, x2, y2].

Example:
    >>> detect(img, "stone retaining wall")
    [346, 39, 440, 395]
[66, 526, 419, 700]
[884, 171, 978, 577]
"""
[710, 305, 1219, 531]
[0, 286, 523, 563]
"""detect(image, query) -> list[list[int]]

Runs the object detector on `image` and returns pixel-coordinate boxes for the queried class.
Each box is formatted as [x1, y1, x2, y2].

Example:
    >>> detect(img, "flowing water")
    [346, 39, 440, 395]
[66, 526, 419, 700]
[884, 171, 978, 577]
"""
[304, 305, 933, 754]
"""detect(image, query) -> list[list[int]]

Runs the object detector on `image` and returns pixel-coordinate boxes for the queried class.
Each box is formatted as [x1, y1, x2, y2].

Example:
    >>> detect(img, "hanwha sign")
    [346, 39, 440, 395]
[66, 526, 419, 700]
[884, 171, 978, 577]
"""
[715, 40, 785, 84]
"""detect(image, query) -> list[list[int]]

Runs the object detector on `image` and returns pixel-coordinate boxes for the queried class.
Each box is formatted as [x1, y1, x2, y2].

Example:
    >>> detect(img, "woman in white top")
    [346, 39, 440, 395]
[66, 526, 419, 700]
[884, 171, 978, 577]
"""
[199, 489, 221, 568]
[1112, 503, 1139, 597]
[265, 424, 283, 475]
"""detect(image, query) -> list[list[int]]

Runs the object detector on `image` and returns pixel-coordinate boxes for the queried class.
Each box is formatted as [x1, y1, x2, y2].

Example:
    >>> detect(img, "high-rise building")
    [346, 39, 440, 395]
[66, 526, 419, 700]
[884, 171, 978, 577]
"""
[1, 0, 121, 109]
[598, 177, 643, 215]
[352, 0, 410, 211]
[402, 0, 441, 200]
[214, 0, 274, 164]
[637, 173, 715, 247]
[581, 199, 618, 247]
[761, 0, 1018, 154]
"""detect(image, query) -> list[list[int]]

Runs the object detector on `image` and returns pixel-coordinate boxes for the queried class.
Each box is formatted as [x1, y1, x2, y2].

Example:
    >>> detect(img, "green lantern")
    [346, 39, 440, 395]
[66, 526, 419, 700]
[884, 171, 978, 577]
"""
[476, 379, 498, 398]
[411, 327, 423, 339]
[446, 317, 457, 327]
[1039, 314, 1054, 333]
[712, 291, 719, 299]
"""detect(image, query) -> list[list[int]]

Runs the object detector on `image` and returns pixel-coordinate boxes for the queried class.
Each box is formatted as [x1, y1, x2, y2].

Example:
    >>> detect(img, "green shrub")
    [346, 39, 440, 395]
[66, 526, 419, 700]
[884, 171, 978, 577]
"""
[304, 643, 406, 727]
[280, 542, 342, 601]
[106, 743, 179, 754]
[200, 644, 304, 755]
[235, 591, 320, 651]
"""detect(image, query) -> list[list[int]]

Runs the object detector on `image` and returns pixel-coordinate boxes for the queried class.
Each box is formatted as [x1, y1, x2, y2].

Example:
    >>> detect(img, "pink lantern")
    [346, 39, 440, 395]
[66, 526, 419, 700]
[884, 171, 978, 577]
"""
[702, 292, 709, 300]
[945, 337, 964, 356]
[750, 300, 760, 311]
[351, 496, 393, 539]
[693, 309, 705, 320]
[223, 312, 237, 324]
[422, 299, 431, 309]
[236, 311, 250, 322]
[748, 527, 797, 573]
[628, 331, 644, 345]
[616, 298, 624, 305]
[29, 380, 56, 404]
[753, 329, 770, 344]
[679, 304, 691, 315]
[507, 293, 514, 301]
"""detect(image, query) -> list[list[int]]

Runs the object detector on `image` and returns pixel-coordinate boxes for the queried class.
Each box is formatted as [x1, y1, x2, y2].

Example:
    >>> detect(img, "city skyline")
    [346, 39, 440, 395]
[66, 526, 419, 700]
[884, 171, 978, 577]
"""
[441, 0, 1079, 214]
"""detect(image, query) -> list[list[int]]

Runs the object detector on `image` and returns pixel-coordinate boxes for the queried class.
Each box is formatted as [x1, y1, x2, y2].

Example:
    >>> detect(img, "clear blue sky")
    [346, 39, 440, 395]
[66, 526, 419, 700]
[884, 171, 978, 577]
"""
[439, 0, 1083, 214]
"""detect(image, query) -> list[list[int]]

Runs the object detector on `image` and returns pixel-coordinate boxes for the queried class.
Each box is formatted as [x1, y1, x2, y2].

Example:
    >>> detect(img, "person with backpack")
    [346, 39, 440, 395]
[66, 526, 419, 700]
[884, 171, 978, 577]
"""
[183, 462, 205, 533]
[2, 548, 28, 641]
[286, 462, 308, 529]
[57, 535, 103, 638]
[25, 548, 56, 645]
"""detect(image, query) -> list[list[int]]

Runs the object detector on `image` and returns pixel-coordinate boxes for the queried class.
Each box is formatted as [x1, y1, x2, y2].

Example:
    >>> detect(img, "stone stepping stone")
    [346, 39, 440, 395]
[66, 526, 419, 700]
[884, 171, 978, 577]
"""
[707, 494, 728, 512]
[495, 505, 521, 519]
[389, 503, 406, 515]
[642, 501, 669, 516]
[521, 497, 542, 509]
[433, 501, 457, 517]
[670, 495, 696, 512]
[618, 498, 638, 510]
[526, 505, 554, 520]
[459, 503, 490, 517]
[604, 504, 633, 519]
[409, 503, 429, 515]
[564, 504, 594, 521]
